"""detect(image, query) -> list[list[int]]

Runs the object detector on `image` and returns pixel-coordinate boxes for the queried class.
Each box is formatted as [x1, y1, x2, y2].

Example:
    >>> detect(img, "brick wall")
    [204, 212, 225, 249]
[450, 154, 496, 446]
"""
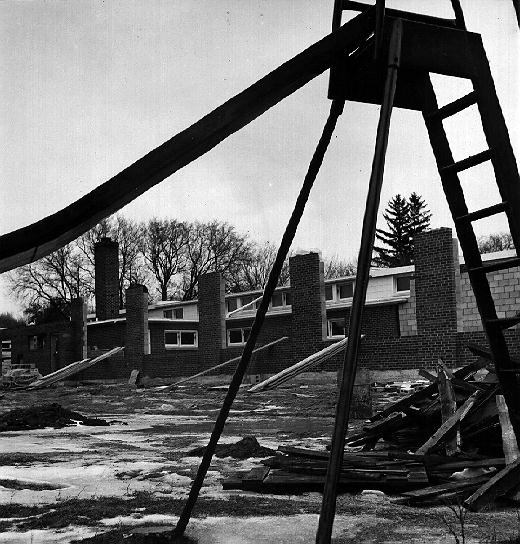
[95, 237, 120, 320]
[289, 252, 326, 363]
[198, 272, 227, 369]
[125, 284, 148, 369]
[224, 314, 293, 374]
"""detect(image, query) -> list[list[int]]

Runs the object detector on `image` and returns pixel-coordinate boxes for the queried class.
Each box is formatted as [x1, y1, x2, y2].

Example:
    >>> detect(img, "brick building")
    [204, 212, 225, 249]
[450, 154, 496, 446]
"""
[2, 227, 520, 382]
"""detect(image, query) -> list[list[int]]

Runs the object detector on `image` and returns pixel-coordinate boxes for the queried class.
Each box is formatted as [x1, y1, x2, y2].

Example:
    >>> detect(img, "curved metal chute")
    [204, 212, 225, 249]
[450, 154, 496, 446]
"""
[0, 10, 374, 273]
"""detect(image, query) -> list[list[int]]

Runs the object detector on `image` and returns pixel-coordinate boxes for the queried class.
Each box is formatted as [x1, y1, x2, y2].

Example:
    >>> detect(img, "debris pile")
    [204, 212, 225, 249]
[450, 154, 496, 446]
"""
[0, 403, 110, 432]
[225, 349, 520, 511]
[189, 436, 276, 459]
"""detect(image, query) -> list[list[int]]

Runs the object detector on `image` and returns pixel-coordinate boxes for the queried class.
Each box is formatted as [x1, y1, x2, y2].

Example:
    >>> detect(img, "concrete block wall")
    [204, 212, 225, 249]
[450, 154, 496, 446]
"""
[398, 278, 417, 337]
[289, 252, 327, 363]
[460, 265, 520, 332]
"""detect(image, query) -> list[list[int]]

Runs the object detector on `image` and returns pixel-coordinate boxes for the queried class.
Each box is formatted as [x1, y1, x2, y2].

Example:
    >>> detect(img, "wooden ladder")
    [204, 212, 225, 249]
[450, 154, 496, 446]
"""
[421, 46, 520, 438]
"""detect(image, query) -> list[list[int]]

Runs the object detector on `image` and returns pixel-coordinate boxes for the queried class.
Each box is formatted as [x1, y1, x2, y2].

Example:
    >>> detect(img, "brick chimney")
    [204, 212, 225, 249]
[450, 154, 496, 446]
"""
[95, 237, 119, 320]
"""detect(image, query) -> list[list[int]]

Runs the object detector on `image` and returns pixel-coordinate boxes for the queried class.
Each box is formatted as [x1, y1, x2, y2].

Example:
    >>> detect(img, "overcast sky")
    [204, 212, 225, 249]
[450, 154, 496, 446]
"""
[1, 0, 518, 314]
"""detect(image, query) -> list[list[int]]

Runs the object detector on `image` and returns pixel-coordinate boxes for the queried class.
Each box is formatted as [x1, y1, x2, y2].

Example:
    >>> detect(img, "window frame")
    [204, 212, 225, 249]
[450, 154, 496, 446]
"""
[396, 275, 412, 293]
[164, 329, 198, 349]
[337, 281, 354, 300]
[227, 327, 252, 346]
[327, 318, 346, 338]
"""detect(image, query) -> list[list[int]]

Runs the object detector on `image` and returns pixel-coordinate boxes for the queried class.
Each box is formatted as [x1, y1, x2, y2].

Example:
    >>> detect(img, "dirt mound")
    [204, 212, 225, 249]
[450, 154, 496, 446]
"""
[0, 403, 109, 432]
[188, 436, 276, 459]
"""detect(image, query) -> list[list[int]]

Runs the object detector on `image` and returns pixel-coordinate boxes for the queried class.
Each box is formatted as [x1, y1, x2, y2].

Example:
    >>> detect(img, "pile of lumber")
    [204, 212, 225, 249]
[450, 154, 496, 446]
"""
[225, 350, 520, 511]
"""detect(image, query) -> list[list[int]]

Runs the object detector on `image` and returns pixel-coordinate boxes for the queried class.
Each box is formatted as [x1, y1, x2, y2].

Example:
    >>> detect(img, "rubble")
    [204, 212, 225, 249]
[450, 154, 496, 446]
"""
[188, 436, 276, 460]
[0, 403, 110, 432]
[224, 352, 520, 512]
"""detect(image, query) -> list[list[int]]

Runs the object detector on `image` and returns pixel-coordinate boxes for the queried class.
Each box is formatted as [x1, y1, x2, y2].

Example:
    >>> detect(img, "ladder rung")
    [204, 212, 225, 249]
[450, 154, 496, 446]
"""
[425, 92, 477, 121]
[440, 149, 493, 175]
[455, 202, 509, 223]
[486, 316, 520, 330]
[469, 257, 520, 275]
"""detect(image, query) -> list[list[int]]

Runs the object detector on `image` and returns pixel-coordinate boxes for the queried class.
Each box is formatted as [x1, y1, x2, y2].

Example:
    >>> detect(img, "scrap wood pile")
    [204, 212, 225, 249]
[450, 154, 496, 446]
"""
[225, 346, 520, 511]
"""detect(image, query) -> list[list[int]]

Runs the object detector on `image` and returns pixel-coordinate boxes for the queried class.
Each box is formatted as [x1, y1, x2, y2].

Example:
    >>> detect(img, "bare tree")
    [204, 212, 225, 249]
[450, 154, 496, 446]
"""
[181, 221, 251, 300]
[324, 255, 356, 279]
[228, 241, 290, 292]
[142, 218, 189, 300]
[478, 232, 514, 254]
[9, 243, 93, 322]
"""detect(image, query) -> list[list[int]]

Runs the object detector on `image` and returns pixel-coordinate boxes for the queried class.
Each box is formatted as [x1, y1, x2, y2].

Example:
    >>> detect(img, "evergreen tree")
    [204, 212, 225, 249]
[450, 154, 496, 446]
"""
[372, 192, 431, 267]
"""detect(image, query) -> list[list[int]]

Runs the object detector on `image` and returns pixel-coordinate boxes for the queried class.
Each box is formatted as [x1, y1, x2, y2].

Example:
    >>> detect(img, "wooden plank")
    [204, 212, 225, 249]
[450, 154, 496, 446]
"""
[467, 343, 520, 367]
[496, 395, 520, 464]
[248, 336, 349, 392]
[464, 459, 520, 511]
[437, 366, 458, 455]
[370, 358, 487, 421]
[402, 475, 492, 500]
[242, 466, 271, 491]
[156, 337, 288, 391]
[419, 369, 437, 382]
[415, 392, 480, 455]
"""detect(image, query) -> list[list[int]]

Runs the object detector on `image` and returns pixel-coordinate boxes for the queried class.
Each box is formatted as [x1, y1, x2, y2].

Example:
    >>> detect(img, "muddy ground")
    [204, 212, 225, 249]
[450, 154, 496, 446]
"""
[0, 372, 519, 543]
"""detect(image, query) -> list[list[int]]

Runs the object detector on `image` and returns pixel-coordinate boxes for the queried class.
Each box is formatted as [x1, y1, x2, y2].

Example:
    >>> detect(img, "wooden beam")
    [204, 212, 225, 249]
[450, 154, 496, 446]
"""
[496, 395, 520, 464]
[415, 391, 479, 455]
[437, 366, 458, 455]
[157, 337, 288, 390]
[464, 458, 520, 511]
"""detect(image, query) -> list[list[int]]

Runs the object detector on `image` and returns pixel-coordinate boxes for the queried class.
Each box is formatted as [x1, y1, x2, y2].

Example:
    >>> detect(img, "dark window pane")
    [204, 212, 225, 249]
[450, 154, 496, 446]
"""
[325, 285, 333, 300]
[163, 310, 173, 319]
[227, 298, 238, 312]
[329, 319, 346, 336]
[241, 295, 254, 307]
[284, 292, 292, 305]
[338, 282, 353, 299]
[271, 293, 283, 307]
[180, 331, 196, 345]
[396, 276, 411, 292]
[174, 308, 184, 319]
[165, 332, 178, 346]
[229, 330, 242, 344]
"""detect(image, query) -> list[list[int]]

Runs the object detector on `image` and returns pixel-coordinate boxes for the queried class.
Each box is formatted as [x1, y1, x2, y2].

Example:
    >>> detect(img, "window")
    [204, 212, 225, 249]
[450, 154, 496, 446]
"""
[227, 298, 238, 313]
[271, 292, 284, 307]
[28, 334, 46, 351]
[396, 276, 411, 292]
[240, 295, 254, 307]
[338, 282, 354, 299]
[327, 318, 346, 338]
[284, 292, 292, 306]
[164, 308, 184, 319]
[228, 327, 251, 346]
[164, 330, 198, 349]
[325, 285, 333, 301]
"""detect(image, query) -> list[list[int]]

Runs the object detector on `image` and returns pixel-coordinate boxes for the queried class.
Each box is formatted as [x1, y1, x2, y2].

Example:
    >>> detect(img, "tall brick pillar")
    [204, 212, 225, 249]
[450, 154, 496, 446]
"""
[198, 272, 226, 369]
[95, 237, 120, 320]
[289, 252, 327, 364]
[125, 284, 148, 369]
[70, 297, 87, 361]
[414, 228, 458, 366]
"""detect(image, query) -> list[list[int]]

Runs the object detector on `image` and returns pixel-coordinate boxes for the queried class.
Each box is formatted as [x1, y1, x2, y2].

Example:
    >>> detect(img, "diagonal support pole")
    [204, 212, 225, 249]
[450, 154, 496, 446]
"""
[316, 19, 402, 544]
[172, 97, 345, 537]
